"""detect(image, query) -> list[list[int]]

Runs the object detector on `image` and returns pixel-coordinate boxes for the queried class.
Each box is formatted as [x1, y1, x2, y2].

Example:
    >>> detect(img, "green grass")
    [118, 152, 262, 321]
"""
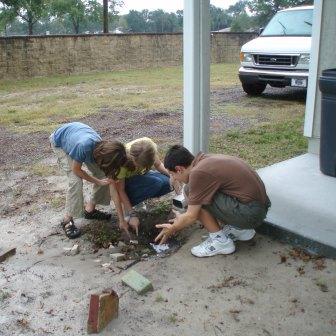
[154, 293, 166, 303]
[210, 116, 307, 169]
[0, 63, 239, 133]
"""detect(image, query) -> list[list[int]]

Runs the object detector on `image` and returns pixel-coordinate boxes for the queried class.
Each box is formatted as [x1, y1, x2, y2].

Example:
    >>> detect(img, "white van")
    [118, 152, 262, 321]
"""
[239, 6, 313, 95]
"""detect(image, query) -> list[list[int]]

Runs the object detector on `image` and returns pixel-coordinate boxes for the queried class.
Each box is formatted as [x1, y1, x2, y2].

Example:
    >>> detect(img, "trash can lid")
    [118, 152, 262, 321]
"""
[322, 68, 336, 77]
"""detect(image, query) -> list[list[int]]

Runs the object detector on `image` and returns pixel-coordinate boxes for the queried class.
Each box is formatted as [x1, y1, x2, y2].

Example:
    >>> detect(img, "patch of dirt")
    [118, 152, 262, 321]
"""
[0, 127, 49, 169]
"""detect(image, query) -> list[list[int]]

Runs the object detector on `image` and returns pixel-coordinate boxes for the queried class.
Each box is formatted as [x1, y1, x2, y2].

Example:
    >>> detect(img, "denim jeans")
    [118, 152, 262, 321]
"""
[125, 171, 171, 206]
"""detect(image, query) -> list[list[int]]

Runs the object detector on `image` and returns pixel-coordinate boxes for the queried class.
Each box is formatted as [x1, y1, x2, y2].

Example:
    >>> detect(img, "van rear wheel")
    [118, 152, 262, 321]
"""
[242, 82, 266, 95]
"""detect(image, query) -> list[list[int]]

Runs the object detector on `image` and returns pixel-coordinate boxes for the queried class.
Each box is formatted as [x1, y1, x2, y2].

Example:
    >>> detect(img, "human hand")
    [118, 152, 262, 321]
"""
[155, 223, 176, 245]
[98, 178, 113, 186]
[119, 219, 130, 238]
[129, 216, 140, 236]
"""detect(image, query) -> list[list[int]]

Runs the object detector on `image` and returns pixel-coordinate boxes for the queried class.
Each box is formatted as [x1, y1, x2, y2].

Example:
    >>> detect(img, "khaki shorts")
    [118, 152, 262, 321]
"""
[204, 192, 270, 229]
[184, 185, 270, 230]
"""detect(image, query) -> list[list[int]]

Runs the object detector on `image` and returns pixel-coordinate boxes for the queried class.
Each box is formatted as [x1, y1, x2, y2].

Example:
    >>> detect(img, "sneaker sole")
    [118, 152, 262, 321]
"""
[191, 245, 236, 258]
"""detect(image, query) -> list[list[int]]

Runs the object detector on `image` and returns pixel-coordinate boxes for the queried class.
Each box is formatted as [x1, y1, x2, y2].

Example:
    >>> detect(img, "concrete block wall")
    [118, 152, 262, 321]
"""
[0, 32, 256, 79]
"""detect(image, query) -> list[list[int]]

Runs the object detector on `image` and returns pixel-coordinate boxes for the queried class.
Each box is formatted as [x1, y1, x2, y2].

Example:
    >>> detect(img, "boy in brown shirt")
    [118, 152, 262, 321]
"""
[155, 145, 270, 257]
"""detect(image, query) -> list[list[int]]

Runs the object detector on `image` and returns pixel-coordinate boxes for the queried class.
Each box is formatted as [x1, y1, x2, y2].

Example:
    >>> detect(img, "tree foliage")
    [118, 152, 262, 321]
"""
[0, 0, 49, 34]
[247, 0, 314, 26]
[0, 0, 315, 36]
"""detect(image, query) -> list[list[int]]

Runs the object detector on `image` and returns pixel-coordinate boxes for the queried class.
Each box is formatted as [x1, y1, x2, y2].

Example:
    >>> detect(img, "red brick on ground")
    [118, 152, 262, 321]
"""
[87, 289, 119, 334]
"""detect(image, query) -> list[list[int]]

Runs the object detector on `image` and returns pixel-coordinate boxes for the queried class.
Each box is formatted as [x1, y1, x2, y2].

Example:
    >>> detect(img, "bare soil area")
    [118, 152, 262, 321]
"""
[1, 86, 335, 336]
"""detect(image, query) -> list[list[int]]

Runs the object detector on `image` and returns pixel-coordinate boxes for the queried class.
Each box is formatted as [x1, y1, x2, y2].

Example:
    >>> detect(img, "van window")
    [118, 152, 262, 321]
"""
[261, 9, 313, 37]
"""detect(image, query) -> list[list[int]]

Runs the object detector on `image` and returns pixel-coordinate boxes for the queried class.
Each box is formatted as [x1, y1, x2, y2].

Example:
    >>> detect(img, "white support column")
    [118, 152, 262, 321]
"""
[183, 0, 210, 154]
[304, 0, 323, 153]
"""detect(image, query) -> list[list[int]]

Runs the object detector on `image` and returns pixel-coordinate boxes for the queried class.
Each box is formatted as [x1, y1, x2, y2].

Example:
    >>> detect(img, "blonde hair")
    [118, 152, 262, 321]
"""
[129, 139, 156, 172]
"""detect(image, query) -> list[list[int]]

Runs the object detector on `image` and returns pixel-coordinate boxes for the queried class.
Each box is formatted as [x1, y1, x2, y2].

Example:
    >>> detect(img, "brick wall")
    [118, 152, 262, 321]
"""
[0, 32, 256, 79]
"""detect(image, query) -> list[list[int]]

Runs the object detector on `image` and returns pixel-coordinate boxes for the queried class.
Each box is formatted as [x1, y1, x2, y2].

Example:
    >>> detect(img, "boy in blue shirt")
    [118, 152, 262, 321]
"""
[50, 122, 127, 239]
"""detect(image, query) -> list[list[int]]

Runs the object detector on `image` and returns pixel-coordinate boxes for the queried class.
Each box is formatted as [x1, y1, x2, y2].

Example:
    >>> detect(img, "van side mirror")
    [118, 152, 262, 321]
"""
[259, 27, 264, 35]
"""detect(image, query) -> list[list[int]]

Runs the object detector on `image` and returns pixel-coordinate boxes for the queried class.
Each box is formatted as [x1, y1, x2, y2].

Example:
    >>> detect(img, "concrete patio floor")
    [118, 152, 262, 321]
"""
[258, 153, 336, 258]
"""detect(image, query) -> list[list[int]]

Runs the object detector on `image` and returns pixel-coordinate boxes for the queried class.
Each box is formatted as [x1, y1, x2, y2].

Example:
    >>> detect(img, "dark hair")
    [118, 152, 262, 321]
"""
[164, 145, 194, 172]
[93, 141, 127, 179]
[129, 139, 156, 172]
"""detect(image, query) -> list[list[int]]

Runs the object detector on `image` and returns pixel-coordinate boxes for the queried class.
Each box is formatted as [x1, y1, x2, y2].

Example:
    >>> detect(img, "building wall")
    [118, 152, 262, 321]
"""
[0, 32, 256, 79]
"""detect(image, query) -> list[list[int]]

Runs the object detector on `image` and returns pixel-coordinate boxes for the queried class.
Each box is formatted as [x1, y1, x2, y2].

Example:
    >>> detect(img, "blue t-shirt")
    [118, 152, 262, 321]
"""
[53, 122, 101, 163]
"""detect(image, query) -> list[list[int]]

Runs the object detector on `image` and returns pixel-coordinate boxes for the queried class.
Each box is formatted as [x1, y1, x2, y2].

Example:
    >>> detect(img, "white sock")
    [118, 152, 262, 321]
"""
[209, 230, 227, 242]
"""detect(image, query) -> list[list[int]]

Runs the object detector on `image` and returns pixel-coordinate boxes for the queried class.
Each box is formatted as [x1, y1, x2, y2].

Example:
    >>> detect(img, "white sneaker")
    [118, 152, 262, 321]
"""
[222, 225, 256, 241]
[191, 237, 235, 258]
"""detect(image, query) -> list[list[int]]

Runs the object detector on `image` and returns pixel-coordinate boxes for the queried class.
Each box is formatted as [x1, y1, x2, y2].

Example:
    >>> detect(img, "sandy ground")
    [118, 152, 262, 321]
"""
[1, 86, 335, 335]
[1, 158, 336, 336]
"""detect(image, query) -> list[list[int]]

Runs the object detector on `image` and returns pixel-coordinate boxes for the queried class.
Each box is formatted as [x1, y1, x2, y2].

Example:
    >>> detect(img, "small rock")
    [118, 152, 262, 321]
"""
[110, 253, 126, 262]
[102, 263, 112, 268]
[130, 240, 138, 245]
[109, 246, 121, 254]
[63, 244, 79, 256]
[118, 241, 126, 248]
[71, 244, 79, 255]
[93, 259, 101, 263]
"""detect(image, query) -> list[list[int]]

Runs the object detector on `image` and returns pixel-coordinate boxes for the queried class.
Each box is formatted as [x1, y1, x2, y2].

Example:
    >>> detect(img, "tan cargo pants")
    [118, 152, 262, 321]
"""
[50, 137, 110, 218]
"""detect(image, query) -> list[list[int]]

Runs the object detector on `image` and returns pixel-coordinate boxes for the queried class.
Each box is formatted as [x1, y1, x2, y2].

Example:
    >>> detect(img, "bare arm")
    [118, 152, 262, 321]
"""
[72, 161, 111, 186]
[154, 156, 170, 176]
[155, 205, 201, 244]
[109, 181, 126, 225]
[115, 179, 140, 235]
[115, 179, 133, 213]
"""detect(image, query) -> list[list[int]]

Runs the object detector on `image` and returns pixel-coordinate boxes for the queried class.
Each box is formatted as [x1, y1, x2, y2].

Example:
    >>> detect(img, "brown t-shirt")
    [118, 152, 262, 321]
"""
[188, 153, 267, 206]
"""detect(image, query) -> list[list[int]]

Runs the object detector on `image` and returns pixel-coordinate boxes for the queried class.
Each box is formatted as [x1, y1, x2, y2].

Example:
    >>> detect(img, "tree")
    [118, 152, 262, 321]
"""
[210, 4, 231, 31]
[125, 10, 148, 32]
[176, 9, 183, 31]
[148, 10, 175, 33]
[50, 0, 87, 34]
[247, 0, 314, 26]
[0, 4, 16, 35]
[230, 12, 255, 32]
[227, 0, 248, 17]
[0, 0, 49, 35]
[102, 0, 123, 33]
[226, 0, 256, 32]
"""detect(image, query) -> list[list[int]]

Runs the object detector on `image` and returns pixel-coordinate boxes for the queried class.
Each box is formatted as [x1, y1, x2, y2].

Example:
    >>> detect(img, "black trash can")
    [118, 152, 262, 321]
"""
[319, 68, 336, 177]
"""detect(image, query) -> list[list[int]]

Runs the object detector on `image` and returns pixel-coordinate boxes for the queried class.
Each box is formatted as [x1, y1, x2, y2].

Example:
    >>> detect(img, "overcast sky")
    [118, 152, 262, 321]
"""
[118, 0, 240, 15]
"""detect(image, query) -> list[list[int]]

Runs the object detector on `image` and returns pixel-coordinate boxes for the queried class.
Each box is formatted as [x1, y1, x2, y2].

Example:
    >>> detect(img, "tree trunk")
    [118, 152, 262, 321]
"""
[28, 13, 33, 35]
[103, 0, 108, 33]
